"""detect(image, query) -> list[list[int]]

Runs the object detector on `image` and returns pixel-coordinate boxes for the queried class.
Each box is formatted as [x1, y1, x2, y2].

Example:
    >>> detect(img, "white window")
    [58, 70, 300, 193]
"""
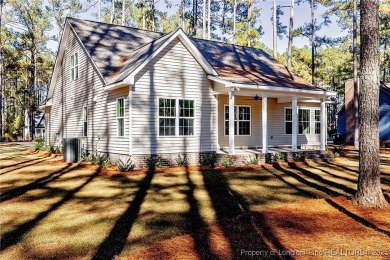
[315, 110, 321, 134]
[116, 98, 125, 136]
[285, 108, 320, 135]
[83, 106, 88, 137]
[224, 105, 251, 136]
[158, 98, 195, 136]
[299, 109, 311, 134]
[70, 53, 78, 80]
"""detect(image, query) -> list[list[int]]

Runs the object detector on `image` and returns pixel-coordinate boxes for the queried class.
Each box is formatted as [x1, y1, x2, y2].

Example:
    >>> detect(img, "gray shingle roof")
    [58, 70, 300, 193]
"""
[68, 18, 319, 90]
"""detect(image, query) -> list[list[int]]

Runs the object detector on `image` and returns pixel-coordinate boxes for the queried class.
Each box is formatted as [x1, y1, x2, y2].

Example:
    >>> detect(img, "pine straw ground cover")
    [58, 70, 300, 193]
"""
[1, 143, 389, 259]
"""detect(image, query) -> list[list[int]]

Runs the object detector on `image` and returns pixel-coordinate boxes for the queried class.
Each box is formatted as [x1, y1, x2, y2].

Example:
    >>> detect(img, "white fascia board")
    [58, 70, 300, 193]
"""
[105, 81, 130, 91]
[207, 75, 337, 97]
[124, 29, 218, 85]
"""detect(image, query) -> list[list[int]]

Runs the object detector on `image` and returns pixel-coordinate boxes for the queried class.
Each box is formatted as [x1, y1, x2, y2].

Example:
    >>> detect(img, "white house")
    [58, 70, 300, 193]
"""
[45, 18, 336, 167]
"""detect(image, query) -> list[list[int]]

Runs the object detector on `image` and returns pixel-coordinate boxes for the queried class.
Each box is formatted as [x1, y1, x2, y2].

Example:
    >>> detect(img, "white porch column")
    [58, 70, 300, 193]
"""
[320, 98, 327, 152]
[229, 90, 235, 155]
[262, 95, 268, 153]
[128, 84, 133, 156]
[292, 96, 298, 152]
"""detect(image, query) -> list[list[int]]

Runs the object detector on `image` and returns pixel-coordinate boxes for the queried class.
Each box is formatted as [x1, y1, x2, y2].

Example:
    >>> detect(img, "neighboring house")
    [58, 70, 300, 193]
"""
[337, 80, 390, 144]
[24, 111, 45, 140]
[45, 18, 336, 167]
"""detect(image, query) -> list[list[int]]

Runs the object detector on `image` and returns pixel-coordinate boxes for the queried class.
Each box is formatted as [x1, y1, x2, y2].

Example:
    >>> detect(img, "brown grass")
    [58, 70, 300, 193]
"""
[1, 143, 389, 259]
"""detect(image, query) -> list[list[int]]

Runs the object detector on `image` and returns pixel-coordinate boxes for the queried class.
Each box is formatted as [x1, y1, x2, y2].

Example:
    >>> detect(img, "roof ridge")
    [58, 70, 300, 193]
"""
[67, 17, 164, 36]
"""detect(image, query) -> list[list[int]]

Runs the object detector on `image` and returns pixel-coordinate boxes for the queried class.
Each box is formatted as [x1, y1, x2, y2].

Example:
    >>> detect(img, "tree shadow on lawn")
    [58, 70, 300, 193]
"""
[1, 165, 74, 203]
[0, 173, 98, 251]
[325, 198, 390, 237]
[201, 169, 288, 260]
[0, 157, 50, 175]
[92, 170, 155, 260]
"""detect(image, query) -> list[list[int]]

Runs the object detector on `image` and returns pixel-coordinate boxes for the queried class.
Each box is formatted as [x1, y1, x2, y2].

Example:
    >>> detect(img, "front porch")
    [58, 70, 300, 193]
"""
[212, 78, 335, 156]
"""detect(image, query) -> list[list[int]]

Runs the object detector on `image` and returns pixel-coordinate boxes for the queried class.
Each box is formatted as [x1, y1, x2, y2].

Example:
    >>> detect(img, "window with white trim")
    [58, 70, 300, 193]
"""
[224, 105, 251, 136]
[179, 99, 195, 136]
[70, 53, 78, 80]
[285, 108, 319, 135]
[314, 110, 321, 134]
[83, 106, 88, 137]
[285, 108, 293, 134]
[299, 109, 311, 134]
[116, 98, 125, 136]
[159, 98, 176, 136]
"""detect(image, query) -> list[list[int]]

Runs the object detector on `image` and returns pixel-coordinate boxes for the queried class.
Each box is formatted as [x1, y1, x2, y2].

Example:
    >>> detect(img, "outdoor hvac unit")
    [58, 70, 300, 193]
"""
[63, 138, 82, 163]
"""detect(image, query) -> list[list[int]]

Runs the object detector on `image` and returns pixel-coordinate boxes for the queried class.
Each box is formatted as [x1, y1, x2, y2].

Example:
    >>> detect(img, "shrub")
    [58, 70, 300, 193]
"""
[82, 152, 111, 168]
[220, 156, 234, 167]
[326, 149, 340, 158]
[202, 152, 217, 168]
[44, 144, 56, 153]
[245, 156, 259, 165]
[54, 145, 62, 154]
[34, 137, 45, 150]
[147, 156, 163, 169]
[176, 153, 189, 166]
[273, 152, 286, 163]
[118, 158, 136, 172]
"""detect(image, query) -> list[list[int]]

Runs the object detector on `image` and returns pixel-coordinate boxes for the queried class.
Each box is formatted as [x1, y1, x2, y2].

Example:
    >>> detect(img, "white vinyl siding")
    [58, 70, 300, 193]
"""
[47, 29, 129, 155]
[132, 38, 217, 154]
[224, 105, 251, 136]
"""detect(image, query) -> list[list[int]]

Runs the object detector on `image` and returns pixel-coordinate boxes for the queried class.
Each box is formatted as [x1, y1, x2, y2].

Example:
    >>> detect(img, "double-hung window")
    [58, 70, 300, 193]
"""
[224, 105, 251, 135]
[70, 53, 78, 80]
[159, 98, 195, 136]
[285, 108, 318, 135]
[82, 106, 88, 137]
[314, 110, 321, 134]
[116, 98, 125, 136]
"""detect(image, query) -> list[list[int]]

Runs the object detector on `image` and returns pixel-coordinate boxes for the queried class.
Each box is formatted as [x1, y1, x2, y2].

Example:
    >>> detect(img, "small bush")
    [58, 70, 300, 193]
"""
[273, 152, 286, 163]
[326, 149, 340, 158]
[118, 158, 135, 172]
[176, 153, 189, 166]
[44, 144, 56, 153]
[202, 152, 217, 168]
[245, 156, 259, 165]
[220, 156, 234, 167]
[54, 145, 62, 154]
[34, 137, 45, 150]
[82, 152, 111, 168]
[147, 156, 163, 169]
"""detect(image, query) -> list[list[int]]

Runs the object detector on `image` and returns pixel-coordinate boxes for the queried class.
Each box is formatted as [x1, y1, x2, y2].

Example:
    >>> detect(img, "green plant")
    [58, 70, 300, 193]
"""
[273, 152, 286, 163]
[202, 152, 217, 168]
[54, 145, 62, 154]
[44, 144, 56, 153]
[4, 133, 11, 141]
[176, 153, 189, 166]
[245, 156, 259, 165]
[220, 156, 234, 167]
[118, 158, 136, 172]
[147, 156, 163, 169]
[34, 137, 45, 150]
[326, 149, 340, 158]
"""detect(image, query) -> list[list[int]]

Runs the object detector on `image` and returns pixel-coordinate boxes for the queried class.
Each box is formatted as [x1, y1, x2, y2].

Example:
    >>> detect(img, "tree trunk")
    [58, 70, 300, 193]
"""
[142, 0, 146, 29]
[182, 0, 185, 31]
[98, 0, 101, 22]
[0, 0, 4, 136]
[354, 0, 387, 208]
[383, 39, 387, 80]
[221, 0, 226, 41]
[287, 0, 295, 70]
[247, 0, 252, 47]
[353, 0, 359, 149]
[192, 0, 198, 36]
[203, 0, 206, 38]
[310, 0, 315, 85]
[122, 0, 126, 25]
[273, 0, 277, 58]
[111, 0, 115, 23]
[233, 0, 236, 43]
[207, 0, 211, 39]
[152, 0, 155, 31]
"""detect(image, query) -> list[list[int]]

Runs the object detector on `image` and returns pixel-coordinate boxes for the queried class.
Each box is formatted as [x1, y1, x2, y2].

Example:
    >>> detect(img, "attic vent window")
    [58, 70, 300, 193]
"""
[71, 53, 79, 80]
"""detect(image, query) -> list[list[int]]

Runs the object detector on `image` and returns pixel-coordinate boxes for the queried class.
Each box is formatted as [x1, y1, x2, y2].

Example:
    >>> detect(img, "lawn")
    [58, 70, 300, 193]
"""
[1, 143, 389, 259]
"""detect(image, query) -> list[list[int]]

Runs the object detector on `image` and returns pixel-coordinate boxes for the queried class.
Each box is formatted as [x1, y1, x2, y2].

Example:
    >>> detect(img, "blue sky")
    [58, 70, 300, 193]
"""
[48, 0, 348, 53]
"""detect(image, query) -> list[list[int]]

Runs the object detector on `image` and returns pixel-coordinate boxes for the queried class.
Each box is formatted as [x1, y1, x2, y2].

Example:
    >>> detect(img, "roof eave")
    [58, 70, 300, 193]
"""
[208, 75, 337, 97]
